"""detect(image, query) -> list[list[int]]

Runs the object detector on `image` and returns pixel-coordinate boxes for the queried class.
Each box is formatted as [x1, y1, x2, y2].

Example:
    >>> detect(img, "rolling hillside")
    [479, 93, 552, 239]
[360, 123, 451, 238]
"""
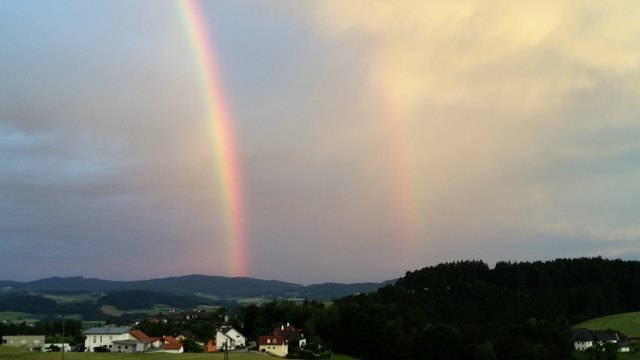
[573, 311, 640, 337]
[0, 275, 392, 307]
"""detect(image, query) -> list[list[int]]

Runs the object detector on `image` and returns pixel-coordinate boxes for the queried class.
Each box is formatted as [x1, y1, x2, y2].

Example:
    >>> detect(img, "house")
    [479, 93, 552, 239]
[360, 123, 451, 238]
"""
[573, 328, 594, 351]
[259, 335, 288, 357]
[572, 328, 631, 352]
[84, 326, 132, 352]
[216, 325, 247, 351]
[110, 328, 163, 353]
[2, 335, 45, 350]
[84, 326, 180, 353]
[272, 323, 306, 349]
[159, 336, 183, 353]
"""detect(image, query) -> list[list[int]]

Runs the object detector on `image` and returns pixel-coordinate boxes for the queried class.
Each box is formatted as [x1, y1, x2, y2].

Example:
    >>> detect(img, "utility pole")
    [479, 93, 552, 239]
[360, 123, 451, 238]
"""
[61, 316, 65, 360]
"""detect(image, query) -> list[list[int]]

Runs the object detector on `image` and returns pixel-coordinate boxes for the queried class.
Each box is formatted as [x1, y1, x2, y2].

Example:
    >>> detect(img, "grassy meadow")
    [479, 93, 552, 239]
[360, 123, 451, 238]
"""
[574, 311, 640, 337]
[574, 352, 640, 360]
[0, 347, 360, 360]
[0, 312, 41, 323]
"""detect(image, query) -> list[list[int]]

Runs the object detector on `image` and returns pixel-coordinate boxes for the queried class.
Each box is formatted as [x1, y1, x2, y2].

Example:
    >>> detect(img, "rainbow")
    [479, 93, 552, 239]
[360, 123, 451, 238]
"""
[177, 0, 248, 276]
[372, 45, 418, 262]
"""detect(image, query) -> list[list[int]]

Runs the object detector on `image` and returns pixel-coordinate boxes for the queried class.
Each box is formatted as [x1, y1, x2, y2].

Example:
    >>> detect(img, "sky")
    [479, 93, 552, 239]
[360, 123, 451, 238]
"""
[1, 0, 640, 285]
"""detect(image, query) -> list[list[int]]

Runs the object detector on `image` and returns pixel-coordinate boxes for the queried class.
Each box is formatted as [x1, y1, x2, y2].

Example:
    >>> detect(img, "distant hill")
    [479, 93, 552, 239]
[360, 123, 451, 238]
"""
[0, 275, 392, 301]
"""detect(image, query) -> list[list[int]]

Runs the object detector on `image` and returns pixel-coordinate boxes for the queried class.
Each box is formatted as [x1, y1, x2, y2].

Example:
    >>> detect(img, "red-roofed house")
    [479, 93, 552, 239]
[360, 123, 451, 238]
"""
[272, 323, 306, 349]
[259, 335, 288, 357]
[129, 329, 161, 348]
[160, 336, 183, 353]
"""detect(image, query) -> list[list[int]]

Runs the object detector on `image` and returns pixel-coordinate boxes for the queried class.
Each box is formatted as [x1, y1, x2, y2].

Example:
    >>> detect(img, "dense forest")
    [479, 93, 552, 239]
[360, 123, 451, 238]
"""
[326, 257, 640, 359]
[239, 257, 640, 360]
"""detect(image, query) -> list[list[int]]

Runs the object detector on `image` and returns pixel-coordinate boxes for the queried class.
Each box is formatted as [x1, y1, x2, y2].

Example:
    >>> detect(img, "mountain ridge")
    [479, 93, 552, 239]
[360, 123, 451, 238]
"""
[0, 274, 394, 301]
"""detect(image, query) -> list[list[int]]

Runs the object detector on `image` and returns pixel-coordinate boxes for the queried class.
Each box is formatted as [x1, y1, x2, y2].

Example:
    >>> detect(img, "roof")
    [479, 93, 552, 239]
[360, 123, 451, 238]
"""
[573, 328, 594, 342]
[259, 335, 286, 346]
[273, 324, 305, 341]
[218, 325, 245, 338]
[84, 326, 131, 335]
[163, 336, 179, 343]
[595, 330, 620, 342]
[129, 329, 158, 343]
[163, 342, 183, 351]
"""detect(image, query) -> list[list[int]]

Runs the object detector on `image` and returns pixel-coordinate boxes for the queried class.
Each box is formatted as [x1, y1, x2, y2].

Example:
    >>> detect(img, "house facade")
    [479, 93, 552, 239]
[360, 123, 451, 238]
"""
[259, 335, 288, 357]
[84, 326, 132, 352]
[2, 335, 45, 350]
[83, 326, 182, 353]
[216, 325, 246, 351]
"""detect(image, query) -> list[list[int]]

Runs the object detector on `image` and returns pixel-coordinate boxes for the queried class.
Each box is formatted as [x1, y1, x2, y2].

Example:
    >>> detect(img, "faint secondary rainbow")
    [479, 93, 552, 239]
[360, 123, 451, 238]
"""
[372, 44, 418, 262]
[177, 0, 248, 276]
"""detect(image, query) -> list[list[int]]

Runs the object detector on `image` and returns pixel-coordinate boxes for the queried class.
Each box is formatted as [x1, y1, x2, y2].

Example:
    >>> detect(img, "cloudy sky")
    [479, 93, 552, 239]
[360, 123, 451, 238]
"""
[2, 0, 640, 284]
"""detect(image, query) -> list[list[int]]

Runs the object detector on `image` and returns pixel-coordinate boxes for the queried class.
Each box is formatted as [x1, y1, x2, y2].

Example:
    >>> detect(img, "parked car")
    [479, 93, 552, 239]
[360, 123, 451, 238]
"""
[93, 346, 110, 352]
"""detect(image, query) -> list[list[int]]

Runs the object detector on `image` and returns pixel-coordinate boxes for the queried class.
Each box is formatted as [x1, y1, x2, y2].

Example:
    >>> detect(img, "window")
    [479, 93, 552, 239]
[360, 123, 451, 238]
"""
[34, 340, 40, 346]
[20, 340, 27, 345]
[93, 336, 96, 343]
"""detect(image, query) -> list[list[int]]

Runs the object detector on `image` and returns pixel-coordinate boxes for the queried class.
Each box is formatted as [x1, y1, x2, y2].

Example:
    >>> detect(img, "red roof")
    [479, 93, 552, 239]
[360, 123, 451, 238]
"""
[129, 329, 158, 343]
[259, 335, 286, 346]
[163, 336, 179, 344]
[163, 342, 183, 351]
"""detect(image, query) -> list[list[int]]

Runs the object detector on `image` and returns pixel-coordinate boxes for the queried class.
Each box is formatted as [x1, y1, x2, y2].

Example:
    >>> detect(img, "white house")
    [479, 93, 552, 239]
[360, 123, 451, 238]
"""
[573, 328, 594, 351]
[573, 328, 631, 352]
[216, 325, 247, 351]
[84, 326, 131, 352]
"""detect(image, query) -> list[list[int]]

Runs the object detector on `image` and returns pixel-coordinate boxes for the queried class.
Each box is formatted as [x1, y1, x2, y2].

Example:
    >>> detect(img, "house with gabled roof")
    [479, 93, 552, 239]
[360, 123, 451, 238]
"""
[84, 326, 182, 353]
[159, 336, 183, 353]
[216, 325, 246, 351]
[572, 328, 631, 352]
[259, 335, 288, 357]
[273, 323, 306, 349]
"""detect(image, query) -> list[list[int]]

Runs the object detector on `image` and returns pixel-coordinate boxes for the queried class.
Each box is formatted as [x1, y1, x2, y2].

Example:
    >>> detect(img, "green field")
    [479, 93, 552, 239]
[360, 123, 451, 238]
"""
[0, 347, 255, 359]
[0, 312, 42, 323]
[574, 311, 640, 337]
[0, 347, 360, 360]
[575, 351, 640, 360]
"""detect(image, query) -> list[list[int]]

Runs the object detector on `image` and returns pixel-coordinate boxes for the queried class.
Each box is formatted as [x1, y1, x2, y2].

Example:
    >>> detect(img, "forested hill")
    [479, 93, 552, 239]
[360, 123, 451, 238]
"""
[0, 275, 389, 300]
[322, 257, 640, 360]
[397, 257, 640, 318]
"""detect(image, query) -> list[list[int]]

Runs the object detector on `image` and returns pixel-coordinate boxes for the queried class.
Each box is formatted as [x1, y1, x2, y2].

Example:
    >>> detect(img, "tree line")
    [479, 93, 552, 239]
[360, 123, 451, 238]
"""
[235, 257, 640, 359]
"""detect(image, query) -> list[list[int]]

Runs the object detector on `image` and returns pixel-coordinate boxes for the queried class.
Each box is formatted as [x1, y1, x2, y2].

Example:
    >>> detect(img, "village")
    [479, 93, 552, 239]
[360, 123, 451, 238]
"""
[1, 309, 312, 358]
